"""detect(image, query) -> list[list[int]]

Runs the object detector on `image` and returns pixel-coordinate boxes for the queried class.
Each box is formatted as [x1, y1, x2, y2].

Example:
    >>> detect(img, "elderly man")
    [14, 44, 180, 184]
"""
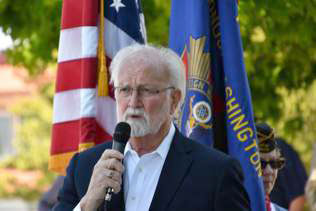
[256, 123, 287, 211]
[53, 44, 250, 211]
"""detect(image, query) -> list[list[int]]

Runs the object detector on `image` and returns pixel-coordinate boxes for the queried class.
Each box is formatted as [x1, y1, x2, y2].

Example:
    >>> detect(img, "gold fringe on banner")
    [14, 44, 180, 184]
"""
[97, 0, 108, 96]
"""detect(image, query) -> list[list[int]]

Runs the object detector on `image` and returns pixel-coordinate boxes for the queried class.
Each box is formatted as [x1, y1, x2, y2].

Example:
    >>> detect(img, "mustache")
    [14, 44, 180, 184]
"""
[123, 108, 146, 119]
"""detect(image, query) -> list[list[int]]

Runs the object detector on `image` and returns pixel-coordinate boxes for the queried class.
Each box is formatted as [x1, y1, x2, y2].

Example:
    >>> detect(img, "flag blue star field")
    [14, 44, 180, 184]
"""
[169, 0, 266, 210]
[105, 0, 146, 44]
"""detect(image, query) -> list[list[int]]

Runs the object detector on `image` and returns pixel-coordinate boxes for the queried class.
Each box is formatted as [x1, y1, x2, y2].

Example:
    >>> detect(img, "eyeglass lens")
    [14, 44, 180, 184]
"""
[261, 160, 284, 169]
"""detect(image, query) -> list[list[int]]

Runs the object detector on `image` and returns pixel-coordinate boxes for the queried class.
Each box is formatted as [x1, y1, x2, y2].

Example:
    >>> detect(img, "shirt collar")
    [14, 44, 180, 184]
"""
[270, 202, 276, 211]
[124, 124, 175, 159]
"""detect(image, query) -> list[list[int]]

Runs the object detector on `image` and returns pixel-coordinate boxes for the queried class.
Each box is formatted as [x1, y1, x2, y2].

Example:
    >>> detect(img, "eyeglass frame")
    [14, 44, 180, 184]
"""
[114, 85, 175, 98]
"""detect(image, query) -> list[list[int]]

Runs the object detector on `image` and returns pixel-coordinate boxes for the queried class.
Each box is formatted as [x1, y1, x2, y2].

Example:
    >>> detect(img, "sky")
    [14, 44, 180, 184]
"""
[0, 28, 13, 51]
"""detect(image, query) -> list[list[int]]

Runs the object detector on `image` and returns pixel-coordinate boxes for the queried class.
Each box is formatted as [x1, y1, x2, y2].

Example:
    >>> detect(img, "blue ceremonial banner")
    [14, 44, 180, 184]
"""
[169, 0, 214, 147]
[169, 0, 266, 210]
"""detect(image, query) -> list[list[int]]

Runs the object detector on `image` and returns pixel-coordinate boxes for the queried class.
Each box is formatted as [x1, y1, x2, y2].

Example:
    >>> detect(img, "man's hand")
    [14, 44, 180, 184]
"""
[80, 149, 124, 211]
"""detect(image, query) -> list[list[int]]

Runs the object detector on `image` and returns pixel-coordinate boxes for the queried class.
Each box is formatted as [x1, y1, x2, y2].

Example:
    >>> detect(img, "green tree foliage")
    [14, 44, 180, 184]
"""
[5, 97, 52, 170]
[238, 0, 316, 121]
[273, 82, 316, 170]
[142, 0, 171, 45]
[0, 83, 56, 200]
[0, 0, 61, 75]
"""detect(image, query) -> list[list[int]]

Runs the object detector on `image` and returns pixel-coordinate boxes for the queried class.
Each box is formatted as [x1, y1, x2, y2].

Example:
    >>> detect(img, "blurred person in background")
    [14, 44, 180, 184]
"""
[270, 138, 307, 211]
[256, 122, 287, 211]
[38, 176, 64, 211]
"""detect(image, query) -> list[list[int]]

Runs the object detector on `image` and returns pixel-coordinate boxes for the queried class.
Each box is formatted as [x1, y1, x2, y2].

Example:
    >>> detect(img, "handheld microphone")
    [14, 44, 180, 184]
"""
[105, 122, 131, 201]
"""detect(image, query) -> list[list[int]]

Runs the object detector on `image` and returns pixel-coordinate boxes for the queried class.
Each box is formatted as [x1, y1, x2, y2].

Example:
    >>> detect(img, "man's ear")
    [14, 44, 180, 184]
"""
[170, 89, 182, 115]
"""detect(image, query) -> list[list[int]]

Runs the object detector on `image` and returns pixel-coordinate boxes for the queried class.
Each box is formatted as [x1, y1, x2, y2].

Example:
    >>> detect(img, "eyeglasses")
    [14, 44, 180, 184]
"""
[114, 86, 175, 98]
[261, 159, 285, 170]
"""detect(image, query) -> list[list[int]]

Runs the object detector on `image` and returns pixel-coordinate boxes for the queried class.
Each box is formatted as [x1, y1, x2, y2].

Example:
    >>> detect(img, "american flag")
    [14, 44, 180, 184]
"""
[50, 0, 146, 175]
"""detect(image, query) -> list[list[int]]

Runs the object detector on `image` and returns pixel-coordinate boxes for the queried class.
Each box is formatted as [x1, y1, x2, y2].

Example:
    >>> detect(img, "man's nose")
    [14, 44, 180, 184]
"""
[128, 89, 142, 107]
[264, 164, 274, 174]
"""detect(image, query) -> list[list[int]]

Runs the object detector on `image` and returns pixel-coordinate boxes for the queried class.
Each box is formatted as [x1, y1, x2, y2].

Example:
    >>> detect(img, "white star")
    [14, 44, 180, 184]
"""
[110, 0, 126, 13]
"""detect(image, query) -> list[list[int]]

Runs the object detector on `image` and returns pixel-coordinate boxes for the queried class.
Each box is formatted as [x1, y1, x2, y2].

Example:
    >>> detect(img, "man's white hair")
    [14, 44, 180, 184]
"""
[110, 44, 186, 106]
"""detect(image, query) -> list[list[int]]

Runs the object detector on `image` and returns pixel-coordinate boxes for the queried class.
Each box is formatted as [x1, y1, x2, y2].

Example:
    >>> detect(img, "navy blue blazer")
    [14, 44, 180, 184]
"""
[53, 130, 250, 211]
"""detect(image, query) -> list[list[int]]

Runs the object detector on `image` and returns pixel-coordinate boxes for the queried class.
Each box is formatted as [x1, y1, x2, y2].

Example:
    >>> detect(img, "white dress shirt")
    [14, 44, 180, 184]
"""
[73, 124, 175, 211]
[271, 202, 276, 211]
[123, 124, 175, 211]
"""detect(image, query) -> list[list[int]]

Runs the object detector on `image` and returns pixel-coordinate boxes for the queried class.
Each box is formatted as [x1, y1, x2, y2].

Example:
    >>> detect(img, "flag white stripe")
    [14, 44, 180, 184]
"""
[53, 88, 117, 134]
[57, 18, 137, 63]
[58, 26, 98, 63]
[53, 88, 96, 123]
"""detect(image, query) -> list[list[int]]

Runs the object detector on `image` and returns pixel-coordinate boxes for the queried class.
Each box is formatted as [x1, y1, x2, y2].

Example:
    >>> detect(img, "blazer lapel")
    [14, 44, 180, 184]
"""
[149, 130, 193, 211]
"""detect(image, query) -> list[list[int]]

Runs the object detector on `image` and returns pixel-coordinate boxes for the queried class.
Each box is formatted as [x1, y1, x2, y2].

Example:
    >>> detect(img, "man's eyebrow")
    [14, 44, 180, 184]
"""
[118, 84, 152, 87]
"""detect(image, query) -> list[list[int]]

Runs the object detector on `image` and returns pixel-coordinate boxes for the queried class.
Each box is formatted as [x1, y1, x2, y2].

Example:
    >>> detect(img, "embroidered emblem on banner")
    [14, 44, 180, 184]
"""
[180, 36, 213, 137]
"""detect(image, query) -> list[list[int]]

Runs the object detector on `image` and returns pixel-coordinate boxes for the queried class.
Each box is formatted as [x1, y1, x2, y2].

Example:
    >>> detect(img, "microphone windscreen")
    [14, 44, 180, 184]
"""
[113, 122, 131, 144]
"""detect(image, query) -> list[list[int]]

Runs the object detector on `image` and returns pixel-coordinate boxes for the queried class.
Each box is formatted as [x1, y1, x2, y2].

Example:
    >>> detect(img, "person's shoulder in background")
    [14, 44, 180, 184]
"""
[38, 175, 65, 211]
[270, 138, 307, 210]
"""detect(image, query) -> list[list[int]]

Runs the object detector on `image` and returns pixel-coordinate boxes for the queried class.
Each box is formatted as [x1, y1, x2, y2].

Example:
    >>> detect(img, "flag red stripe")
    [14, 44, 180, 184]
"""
[56, 58, 98, 92]
[51, 120, 80, 154]
[61, 0, 98, 29]
[51, 118, 112, 154]
[56, 57, 113, 93]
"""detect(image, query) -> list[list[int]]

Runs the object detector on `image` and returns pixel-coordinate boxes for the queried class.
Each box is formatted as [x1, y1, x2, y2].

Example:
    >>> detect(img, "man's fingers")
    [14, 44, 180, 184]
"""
[88, 149, 124, 195]
[103, 169, 122, 193]
[105, 169, 122, 184]
[94, 149, 125, 173]
[108, 180, 121, 194]
[84, 149, 125, 205]
[97, 158, 124, 173]
[101, 149, 124, 161]
[107, 158, 125, 172]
